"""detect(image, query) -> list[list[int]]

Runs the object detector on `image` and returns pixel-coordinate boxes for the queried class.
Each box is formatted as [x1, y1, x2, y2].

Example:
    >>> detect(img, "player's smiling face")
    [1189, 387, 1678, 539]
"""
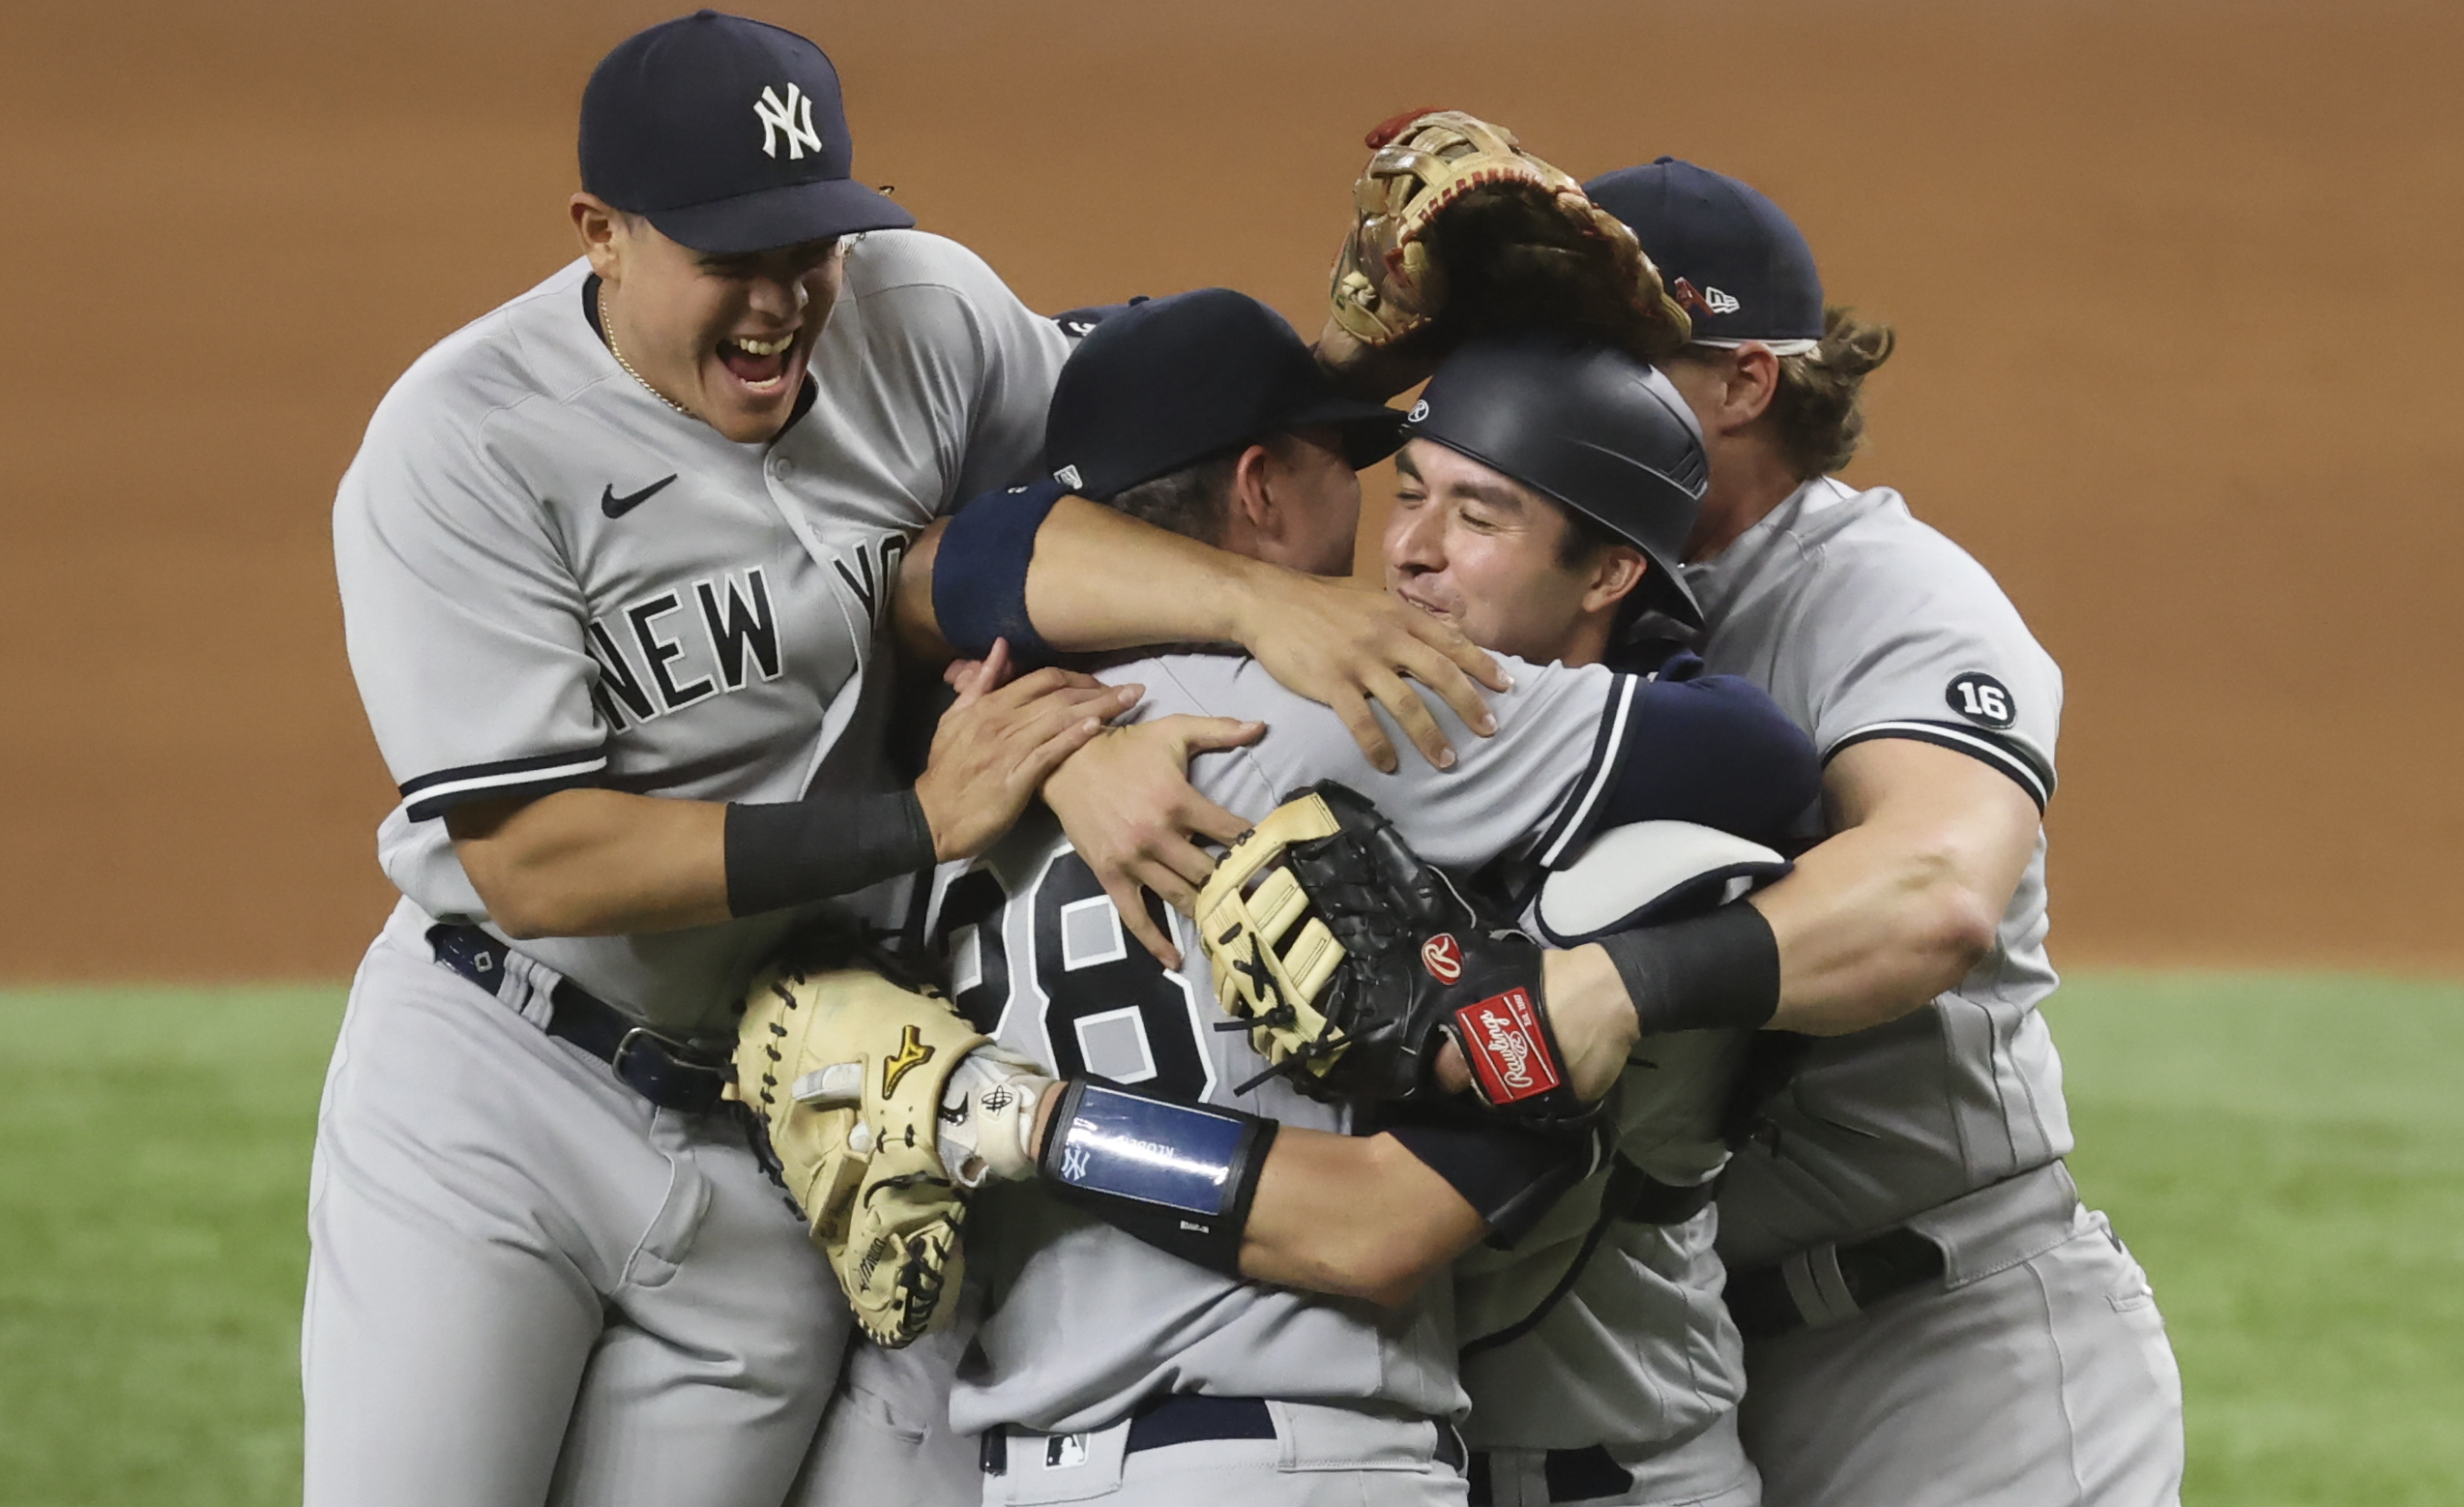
[576, 198, 844, 443]
[1384, 439, 1645, 667]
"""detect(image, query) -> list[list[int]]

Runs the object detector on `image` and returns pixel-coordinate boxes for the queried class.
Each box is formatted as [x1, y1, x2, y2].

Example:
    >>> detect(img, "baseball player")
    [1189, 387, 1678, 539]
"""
[1558, 160, 2185, 1506]
[312, 15, 1507, 1507]
[761, 327, 1818, 1507]
[1035, 315, 1793, 1507]
[799, 284, 1426, 1502]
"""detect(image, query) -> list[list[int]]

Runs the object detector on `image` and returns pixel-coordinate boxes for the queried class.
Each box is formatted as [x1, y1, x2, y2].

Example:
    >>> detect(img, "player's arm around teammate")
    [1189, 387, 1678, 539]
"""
[307, 17, 1483, 1507]
[1656, 338, 2038, 1037]
[1561, 160, 2178, 1507]
[447, 288, 1504, 942]
[932, 312, 1815, 1306]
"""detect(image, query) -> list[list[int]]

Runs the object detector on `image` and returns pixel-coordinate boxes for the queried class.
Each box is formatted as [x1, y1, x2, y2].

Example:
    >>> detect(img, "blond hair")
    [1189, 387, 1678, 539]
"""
[1679, 308, 1897, 479]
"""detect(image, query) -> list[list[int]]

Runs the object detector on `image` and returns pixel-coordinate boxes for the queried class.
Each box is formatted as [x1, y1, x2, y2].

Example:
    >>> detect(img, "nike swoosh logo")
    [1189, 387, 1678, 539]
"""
[601, 474, 679, 519]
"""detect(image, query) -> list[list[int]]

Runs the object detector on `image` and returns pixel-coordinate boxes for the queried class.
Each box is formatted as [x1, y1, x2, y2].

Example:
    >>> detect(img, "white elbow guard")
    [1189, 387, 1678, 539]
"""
[1534, 821, 1791, 947]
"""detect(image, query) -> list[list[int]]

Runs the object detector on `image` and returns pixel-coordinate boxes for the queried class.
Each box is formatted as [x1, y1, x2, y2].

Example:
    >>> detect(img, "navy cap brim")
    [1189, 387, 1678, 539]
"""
[1279, 391, 1409, 470]
[646, 176, 916, 254]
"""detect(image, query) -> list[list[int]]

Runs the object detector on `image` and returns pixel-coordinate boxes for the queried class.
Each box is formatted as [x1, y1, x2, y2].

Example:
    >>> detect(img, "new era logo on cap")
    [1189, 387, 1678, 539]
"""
[1585, 160, 1825, 344]
[1671, 279, 1741, 317]
[1052, 464, 1084, 490]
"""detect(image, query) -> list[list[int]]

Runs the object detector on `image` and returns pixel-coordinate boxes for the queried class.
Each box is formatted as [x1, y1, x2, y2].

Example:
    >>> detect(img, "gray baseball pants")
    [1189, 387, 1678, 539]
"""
[794, 1325, 982, 1506]
[1475, 1408, 1760, 1506]
[1738, 1174, 2183, 1507]
[301, 901, 853, 1507]
[983, 1401, 1471, 1507]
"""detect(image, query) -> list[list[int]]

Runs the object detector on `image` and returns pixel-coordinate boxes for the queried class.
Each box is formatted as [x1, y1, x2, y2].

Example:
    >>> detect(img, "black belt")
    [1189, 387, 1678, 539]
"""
[1723, 1226, 1946, 1341]
[1466, 1444, 1630, 1506]
[982, 1396, 1467, 1475]
[1610, 1161, 1716, 1226]
[426, 923, 734, 1114]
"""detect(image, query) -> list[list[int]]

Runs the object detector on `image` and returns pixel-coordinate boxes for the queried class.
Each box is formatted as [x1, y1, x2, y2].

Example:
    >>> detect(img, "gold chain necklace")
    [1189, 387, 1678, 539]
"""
[599, 283, 693, 417]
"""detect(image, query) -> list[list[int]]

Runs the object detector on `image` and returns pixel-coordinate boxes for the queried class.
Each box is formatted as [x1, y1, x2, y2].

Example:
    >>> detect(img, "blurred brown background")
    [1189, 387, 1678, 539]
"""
[2, 0, 2456, 980]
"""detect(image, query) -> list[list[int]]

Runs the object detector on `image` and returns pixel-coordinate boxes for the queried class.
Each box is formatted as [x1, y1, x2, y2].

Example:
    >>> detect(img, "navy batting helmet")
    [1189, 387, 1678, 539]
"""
[1399, 335, 1710, 628]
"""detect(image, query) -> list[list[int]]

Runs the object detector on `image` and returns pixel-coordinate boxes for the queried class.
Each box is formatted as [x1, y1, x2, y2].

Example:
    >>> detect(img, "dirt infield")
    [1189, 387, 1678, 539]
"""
[2, 1, 2456, 980]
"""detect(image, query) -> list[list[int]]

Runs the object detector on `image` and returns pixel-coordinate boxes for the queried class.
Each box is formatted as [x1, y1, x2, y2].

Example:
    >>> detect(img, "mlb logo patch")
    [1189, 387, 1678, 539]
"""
[1455, 988, 1560, 1105]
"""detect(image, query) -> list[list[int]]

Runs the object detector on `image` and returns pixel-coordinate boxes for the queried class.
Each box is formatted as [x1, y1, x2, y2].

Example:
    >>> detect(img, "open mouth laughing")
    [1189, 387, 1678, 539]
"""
[716, 330, 801, 396]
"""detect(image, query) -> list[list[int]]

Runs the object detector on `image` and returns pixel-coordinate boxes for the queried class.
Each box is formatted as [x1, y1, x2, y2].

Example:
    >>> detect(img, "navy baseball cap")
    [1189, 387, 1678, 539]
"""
[1584, 159, 1823, 352]
[1042, 290, 1407, 501]
[579, 12, 914, 254]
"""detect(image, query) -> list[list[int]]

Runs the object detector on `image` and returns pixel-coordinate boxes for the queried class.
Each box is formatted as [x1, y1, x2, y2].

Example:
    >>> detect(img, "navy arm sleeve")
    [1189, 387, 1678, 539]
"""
[1381, 1114, 1605, 1245]
[931, 479, 1067, 665]
[1594, 672, 1820, 852]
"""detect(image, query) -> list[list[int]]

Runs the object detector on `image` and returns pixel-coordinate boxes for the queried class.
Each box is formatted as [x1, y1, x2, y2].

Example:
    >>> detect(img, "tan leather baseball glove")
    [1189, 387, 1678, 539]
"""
[1325, 108, 1691, 370]
[731, 958, 1011, 1347]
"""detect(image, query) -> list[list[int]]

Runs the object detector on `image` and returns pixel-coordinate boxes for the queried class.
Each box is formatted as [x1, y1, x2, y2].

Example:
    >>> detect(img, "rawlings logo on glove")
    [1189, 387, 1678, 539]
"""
[1455, 988, 1563, 1106]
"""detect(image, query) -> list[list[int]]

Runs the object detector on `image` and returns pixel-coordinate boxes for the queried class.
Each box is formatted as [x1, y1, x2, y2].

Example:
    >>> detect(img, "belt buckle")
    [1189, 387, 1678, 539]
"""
[609, 1024, 663, 1084]
[610, 1024, 726, 1108]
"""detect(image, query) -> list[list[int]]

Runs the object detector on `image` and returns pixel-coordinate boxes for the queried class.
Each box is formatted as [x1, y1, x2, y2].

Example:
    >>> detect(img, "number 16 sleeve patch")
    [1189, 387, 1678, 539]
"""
[1790, 521, 2064, 813]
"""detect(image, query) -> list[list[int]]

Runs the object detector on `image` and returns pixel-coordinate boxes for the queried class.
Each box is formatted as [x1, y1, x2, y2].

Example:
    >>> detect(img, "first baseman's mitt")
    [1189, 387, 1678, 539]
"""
[1195, 782, 1589, 1127]
[731, 957, 996, 1347]
[1326, 108, 1691, 365]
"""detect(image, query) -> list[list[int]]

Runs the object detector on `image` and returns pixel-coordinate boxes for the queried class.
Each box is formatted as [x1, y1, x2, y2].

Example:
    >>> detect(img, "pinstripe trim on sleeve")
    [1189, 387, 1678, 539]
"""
[1826, 720, 2052, 812]
[398, 745, 611, 821]
[1534, 674, 1642, 868]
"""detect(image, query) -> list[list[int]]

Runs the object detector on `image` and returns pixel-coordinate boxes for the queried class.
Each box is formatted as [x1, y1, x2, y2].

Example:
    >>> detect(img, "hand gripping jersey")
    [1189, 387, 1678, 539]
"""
[333, 231, 1069, 1032]
[1689, 477, 2068, 1266]
[937, 651, 1653, 1436]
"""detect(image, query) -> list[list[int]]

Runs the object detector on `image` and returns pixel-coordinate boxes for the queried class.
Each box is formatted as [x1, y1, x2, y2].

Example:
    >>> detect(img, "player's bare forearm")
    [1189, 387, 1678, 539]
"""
[893, 500, 1250, 661]
[890, 516, 955, 665]
[1021, 498, 1258, 650]
[447, 788, 731, 938]
[1753, 739, 2042, 1036]
[1238, 1129, 1486, 1308]
[1026, 499, 1508, 772]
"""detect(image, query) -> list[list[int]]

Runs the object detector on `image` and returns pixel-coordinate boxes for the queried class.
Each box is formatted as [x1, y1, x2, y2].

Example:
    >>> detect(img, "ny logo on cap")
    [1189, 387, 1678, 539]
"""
[755, 83, 824, 161]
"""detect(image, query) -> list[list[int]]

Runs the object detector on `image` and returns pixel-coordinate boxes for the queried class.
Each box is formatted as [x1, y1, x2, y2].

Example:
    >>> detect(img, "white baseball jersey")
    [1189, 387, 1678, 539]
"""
[938, 650, 1648, 1435]
[1690, 477, 2068, 1265]
[332, 230, 1069, 1033]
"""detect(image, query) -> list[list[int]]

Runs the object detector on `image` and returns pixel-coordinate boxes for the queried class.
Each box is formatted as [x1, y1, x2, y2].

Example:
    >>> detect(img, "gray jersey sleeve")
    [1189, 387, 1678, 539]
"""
[840, 234, 1070, 510]
[1794, 514, 2062, 810]
[1122, 653, 1638, 870]
[334, 409, 606, 820]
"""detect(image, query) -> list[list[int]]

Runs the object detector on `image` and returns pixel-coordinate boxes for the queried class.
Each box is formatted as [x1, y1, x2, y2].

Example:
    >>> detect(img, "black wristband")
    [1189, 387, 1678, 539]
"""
[1596, 902, 1782, 1037]
[723, 789, 936, 918]
[1036, 1078, 1278, 1276]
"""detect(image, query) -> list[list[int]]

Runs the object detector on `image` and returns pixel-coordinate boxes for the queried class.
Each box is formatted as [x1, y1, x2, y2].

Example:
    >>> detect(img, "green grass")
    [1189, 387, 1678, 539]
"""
[0, 987, 342, 1507]
[0, 975, 2458, 1504]
[2050, 972, 2464, 1506]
